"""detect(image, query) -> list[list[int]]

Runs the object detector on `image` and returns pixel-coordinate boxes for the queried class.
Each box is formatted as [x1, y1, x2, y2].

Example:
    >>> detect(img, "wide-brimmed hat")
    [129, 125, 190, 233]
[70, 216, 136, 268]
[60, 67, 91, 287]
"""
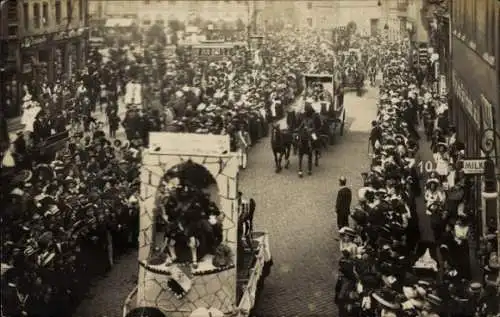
[339, 226, 357, 237]
[10, 188, 24, 196]
[484, 254, 500, 272]
[372, 290, 401, 310]
[426, 178, 440, 186]
[468, 282, 482, 294]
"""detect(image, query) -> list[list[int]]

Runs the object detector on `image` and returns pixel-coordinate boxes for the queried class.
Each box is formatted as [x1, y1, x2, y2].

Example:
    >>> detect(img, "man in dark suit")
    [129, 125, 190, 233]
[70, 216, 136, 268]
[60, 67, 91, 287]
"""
[335, 176, 352, 229]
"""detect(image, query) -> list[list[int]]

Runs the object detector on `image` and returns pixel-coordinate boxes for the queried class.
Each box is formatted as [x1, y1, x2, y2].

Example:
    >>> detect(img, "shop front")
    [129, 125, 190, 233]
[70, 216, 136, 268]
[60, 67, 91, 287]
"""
[451, 69, 482, 156]
[451, 43, 498, 234]
[10, 28, 87, 118]
[19, 33, 52, 89]
[52, 28, 88, 79]
[451, 38, 498, 153]
[1, 65, 20, 119]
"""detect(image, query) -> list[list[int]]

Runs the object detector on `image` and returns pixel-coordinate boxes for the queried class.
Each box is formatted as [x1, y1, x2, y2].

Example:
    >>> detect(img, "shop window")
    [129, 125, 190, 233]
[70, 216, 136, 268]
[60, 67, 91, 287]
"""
[42, 2, 49, 26]
[307, 17, 312, 27]
[55, 1, 61, 24]
[33, 3, 40, 29]
[23, 3, 29, 31]
[486, 0, 497, 58]
[470, 1, 476, 43]
[67, 0, 73, 23]
[79, 0, 84, 20]
[3, 78, 20, 119]
[457, 0, 463, 33]
[475, 0, 486, 53]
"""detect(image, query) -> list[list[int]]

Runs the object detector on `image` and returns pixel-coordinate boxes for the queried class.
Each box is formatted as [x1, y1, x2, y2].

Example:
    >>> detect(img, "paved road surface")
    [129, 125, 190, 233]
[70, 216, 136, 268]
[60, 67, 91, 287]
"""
[242, 86, 378, 316]
[73, 85, 384, 317]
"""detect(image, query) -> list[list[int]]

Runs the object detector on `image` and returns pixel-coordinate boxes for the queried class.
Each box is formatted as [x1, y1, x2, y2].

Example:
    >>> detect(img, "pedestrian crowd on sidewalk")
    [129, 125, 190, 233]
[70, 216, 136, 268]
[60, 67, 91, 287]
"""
[335, 38, 499, 317]
[0, 41, 148, 317]
[1, 125, 144, 317]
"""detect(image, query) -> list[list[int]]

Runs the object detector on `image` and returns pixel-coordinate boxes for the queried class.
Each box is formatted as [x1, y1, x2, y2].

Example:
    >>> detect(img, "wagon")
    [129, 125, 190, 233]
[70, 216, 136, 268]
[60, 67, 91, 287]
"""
[303, 74, 346, 144]
[339, 49, 365, 94]
[122, 132, 272, 317]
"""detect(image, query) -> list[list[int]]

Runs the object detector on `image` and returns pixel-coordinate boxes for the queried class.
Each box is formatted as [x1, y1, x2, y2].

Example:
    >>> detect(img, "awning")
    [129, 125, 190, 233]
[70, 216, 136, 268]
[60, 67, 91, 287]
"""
[185, 26, 199, 34]
[105, 18, 134, 28]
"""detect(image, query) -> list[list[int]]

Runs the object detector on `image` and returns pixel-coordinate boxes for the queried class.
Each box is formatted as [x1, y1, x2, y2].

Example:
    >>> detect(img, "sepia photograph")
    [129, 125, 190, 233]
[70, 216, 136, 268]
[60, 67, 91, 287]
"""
[0, 0, 499, 316]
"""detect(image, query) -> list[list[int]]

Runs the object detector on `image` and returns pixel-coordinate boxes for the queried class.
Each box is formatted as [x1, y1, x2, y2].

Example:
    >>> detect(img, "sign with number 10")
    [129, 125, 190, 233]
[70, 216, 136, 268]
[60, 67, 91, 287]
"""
[417, 160, 436, 174]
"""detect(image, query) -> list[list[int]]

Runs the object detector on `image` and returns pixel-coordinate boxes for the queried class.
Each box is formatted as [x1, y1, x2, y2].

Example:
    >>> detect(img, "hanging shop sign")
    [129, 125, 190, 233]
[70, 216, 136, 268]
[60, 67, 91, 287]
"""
[481, 95, 494, 130]
[439, 75, 447, 96]
[21, 34, 49, 48]
[434, 60, 439, 80]
[451, 70, 481, 127]
[52, 28, 86, 41]
[462, 159, 486, 175]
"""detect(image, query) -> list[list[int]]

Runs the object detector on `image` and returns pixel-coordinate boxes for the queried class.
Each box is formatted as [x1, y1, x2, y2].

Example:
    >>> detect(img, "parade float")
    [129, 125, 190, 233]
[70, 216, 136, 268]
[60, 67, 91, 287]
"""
[122, 132, 272, 317]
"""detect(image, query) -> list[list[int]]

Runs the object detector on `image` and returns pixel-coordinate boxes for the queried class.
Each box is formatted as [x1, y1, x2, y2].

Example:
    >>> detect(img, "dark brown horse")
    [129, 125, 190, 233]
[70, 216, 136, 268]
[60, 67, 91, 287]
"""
[270, 124, 292, 173]
[295, 116, 323, 177]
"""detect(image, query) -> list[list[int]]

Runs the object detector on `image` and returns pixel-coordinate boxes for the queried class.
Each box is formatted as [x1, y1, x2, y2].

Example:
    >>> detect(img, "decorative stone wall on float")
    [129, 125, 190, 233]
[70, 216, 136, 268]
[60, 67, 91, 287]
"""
[136, 133, 240, 316]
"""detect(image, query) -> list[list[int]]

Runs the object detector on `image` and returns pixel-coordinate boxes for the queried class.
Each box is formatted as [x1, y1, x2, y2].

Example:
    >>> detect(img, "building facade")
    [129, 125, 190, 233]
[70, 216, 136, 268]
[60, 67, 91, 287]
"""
[295, 1, 337, 30]
[88, 0, 140, 20]
[451, 0, 499, 158]
[296, 0, 413, 39]
[406, 0, 429, 43]
[0, 0, 89, 119]
[89, 1, 255, 24]
[451, 0, 499, 231]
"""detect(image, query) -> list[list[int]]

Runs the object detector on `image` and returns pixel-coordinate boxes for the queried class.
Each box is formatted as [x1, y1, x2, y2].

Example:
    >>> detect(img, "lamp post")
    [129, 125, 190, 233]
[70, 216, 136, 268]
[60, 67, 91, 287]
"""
[480, 129, 500, 263]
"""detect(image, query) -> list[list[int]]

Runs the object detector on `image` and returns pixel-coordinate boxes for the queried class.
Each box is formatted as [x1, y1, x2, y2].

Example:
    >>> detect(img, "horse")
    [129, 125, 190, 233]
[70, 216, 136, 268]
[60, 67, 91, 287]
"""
[286, 110, 299, 154]
[270, 124, 292, 173]
[294, 116, 322, 177]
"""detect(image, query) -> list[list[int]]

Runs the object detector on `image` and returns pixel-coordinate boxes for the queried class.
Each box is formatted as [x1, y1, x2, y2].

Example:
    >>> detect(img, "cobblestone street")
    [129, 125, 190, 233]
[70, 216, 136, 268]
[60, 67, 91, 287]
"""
[242, 87, 379, 316]
[72, 85, 380, 317]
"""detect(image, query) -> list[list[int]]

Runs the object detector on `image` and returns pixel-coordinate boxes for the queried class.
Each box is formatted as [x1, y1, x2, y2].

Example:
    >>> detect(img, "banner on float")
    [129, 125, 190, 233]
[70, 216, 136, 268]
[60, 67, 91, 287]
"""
[149, 132, 230, 156]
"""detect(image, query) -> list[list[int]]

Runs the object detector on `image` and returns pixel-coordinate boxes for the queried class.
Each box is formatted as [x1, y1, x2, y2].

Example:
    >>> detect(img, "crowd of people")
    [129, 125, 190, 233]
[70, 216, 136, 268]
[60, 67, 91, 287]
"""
[3, 22, 498, 317]
[1, 35, 148, 317]
[1, 28, 339, 317]
[334, 40, 499, 317]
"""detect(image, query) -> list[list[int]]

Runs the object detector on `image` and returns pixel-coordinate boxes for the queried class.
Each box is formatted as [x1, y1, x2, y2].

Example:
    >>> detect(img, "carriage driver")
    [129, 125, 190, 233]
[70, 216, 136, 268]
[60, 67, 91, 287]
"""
[297, 102, 317, 135]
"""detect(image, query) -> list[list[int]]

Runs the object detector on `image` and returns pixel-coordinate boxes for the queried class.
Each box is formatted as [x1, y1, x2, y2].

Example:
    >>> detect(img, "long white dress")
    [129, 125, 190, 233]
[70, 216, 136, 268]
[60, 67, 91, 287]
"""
[21, 105, 41, 132]
[433, 152, 450, 176]
[1, 146, 15, 168]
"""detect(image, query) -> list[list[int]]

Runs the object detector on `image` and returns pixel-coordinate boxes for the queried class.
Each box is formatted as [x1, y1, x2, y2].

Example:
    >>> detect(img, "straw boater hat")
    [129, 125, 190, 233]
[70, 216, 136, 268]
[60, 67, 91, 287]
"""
[339, 226, 357, 238]
[426, 178, 440, 187]
[372, 289, 402, 310]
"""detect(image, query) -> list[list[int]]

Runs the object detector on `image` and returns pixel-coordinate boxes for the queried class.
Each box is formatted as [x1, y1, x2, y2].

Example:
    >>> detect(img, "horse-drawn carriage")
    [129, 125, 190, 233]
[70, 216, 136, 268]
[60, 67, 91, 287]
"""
[302, 73, 346, 144]
[339, 48, 365, 94]
[272, 73, 346, 175]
